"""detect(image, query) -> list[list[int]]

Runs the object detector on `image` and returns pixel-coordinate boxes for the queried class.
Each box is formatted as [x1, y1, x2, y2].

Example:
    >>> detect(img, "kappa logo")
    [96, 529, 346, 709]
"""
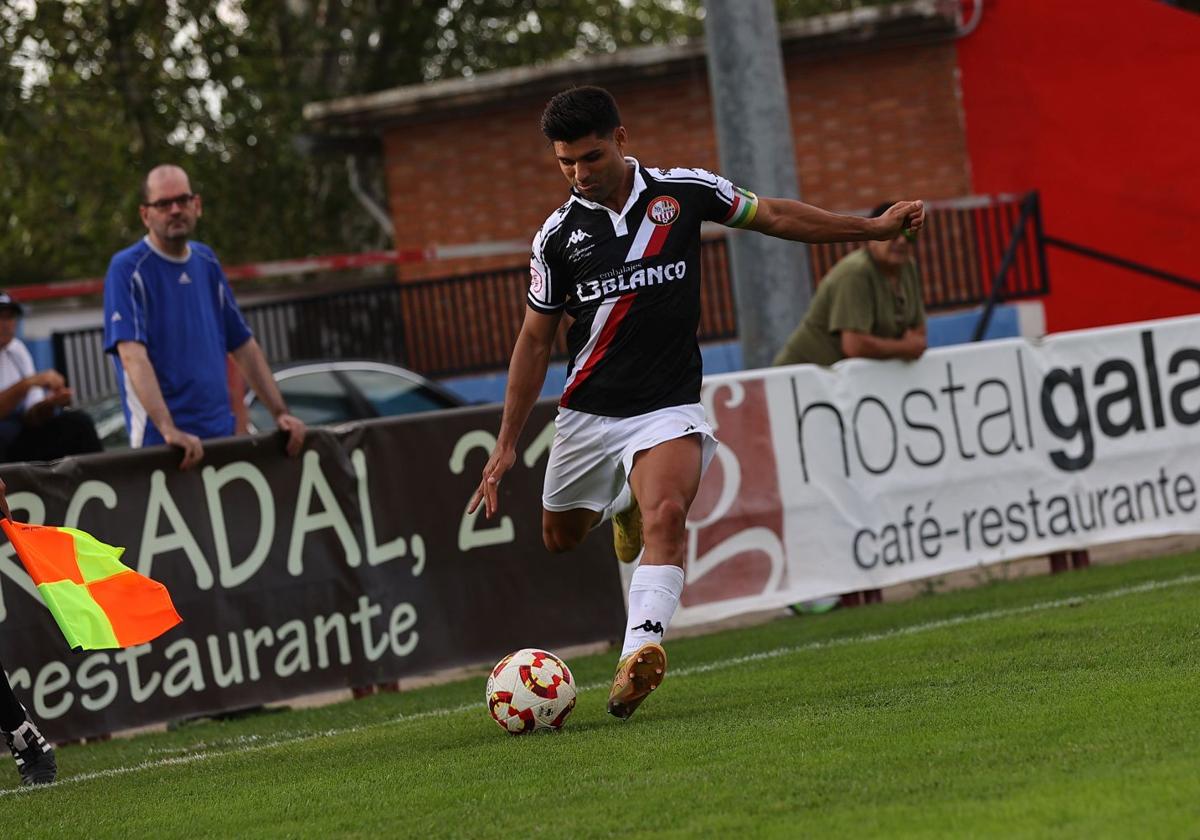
[631, 620, 665, 635]
[567, 228, 593, 247]
[647, 196, 680, 226]
[178, 271, 193, 285]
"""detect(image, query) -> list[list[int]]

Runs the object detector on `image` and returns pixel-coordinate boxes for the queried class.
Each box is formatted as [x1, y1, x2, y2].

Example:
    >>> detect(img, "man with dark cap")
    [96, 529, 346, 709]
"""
[0, 292, 102, 464]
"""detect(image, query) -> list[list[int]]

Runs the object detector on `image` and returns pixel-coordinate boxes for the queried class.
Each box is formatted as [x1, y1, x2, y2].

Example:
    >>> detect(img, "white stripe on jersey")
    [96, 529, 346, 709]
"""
[528, 207, 571, 310]
[123, 369, 149, 448]
[653, 167, 735, 208]
[562, 296, 617, 393]
[652, 166, 719, 184]
[129, 248, 155, 343]
[130, 270, 148, 344]
[624, 212, 658, 262]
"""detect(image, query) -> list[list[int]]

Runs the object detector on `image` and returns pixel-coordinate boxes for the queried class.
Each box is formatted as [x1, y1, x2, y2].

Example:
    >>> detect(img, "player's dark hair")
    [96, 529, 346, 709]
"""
[541, 86, 622, 143]
[870, 201, 896, 218]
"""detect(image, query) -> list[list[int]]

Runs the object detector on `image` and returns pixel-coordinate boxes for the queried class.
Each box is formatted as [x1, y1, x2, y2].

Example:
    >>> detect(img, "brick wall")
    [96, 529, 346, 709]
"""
[383, 41, 969, 280]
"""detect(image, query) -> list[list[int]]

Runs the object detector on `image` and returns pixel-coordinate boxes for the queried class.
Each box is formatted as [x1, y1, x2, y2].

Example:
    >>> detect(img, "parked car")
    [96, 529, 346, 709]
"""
[244, 360, 464, 432]
[81, 393, 132, 452]
[81, 360, 464, 449]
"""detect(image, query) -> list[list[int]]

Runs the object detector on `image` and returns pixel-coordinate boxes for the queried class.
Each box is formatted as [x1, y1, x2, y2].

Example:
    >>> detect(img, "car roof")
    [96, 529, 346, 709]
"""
[263, 359, 464, 405]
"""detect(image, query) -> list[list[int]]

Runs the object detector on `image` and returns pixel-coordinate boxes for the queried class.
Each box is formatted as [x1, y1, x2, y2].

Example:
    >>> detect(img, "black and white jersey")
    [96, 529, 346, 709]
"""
[528, 158, 759, 417]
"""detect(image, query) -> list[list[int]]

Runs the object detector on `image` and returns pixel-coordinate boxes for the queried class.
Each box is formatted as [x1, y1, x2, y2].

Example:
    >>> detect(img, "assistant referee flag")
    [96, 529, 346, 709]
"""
[1, 520, 181, 650]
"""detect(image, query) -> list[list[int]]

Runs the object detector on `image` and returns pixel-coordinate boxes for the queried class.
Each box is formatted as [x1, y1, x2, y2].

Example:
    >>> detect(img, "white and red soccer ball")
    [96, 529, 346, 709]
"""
[485, 648, 577, 734]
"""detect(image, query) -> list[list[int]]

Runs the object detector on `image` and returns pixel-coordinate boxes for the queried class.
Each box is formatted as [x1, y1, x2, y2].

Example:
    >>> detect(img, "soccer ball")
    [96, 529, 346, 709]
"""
[485, 648, 577, 734]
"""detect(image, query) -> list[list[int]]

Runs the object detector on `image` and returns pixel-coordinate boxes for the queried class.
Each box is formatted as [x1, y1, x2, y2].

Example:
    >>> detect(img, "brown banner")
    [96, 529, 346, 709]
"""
[0, 401, 625, 741]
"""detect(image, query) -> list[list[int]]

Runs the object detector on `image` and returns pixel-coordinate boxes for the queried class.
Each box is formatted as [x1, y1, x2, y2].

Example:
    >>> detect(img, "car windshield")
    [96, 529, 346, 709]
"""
[91, 363, 459, 440]
[248, 370, 356, 431]
[80, 394, 130, 451]
[245, 363, 458, 431]
[341, 369, 457, 415]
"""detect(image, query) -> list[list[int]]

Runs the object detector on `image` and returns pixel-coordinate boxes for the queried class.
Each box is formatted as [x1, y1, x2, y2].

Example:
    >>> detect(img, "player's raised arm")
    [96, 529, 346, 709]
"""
[469, 307, 563, 519]
[745, 197, 924, 244]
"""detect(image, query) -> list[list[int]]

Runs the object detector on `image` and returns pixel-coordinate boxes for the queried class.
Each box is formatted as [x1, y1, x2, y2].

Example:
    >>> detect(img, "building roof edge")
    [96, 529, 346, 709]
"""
[303, 1, 954, 131]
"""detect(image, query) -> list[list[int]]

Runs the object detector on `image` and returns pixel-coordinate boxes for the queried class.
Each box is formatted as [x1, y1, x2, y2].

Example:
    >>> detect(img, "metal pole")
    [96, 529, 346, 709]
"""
[704, 0, 812, 370]
[972, 193, 1037, 341]
[1042, 237, 1200, 293]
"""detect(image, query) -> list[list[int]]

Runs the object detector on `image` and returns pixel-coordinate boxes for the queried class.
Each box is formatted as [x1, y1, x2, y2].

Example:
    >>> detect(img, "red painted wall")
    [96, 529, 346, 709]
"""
[956, 0, 1200, 332]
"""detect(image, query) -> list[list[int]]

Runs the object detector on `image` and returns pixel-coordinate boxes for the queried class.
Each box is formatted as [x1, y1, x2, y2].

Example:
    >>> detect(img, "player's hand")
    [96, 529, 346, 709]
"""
[23, 390, 73, 426]
[275, 412, 306, 457]
[902, 328, 927, 360]
[45, 389, 73, 408]
[163, 427, 204, 470]
[30, 369, 66, 391]
[468, 446, 517, 519]
[874, 200, 925, 239]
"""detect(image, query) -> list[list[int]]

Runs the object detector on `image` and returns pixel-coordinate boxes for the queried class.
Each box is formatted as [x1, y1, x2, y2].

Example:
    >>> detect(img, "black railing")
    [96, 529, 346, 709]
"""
[972, 192, 1041, 340]
[808, 192, 1048, 310]
[53, 328, 116, 405]
[54, 239, 739, 402]
[243, 285, 409, 368]
[1042, 237, 1200, 294]
[396, 238, 739, 377]
[53, 194, 1048, 401]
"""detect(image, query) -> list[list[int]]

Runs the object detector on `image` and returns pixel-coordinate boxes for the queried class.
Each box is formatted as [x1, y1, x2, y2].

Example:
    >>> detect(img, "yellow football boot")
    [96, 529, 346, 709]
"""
[612, 495, 643, 564]
[607, 642, 667, 719]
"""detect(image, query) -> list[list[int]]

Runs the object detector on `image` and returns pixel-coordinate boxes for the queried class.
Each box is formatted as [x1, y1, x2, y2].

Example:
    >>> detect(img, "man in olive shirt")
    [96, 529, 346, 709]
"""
[774, 201, 927, 367]
[775, 203, 924, 610]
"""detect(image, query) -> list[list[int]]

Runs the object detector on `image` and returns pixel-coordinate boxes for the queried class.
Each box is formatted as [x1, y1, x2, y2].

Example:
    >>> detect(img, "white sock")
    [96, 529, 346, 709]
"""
[597, 481, 633, 526]
[621, 564, 686, 658]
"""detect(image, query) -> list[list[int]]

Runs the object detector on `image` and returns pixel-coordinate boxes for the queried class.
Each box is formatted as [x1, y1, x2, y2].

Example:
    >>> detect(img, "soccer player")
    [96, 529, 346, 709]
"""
[469, 86, 924, 720]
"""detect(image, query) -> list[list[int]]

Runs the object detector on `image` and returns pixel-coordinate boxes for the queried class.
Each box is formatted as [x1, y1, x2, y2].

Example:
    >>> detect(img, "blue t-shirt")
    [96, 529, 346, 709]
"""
[103, 237, 253, 447]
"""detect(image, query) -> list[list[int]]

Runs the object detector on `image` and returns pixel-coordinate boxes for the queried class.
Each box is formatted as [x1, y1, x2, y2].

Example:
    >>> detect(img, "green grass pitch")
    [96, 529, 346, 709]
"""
[5, 551, 1200, 838]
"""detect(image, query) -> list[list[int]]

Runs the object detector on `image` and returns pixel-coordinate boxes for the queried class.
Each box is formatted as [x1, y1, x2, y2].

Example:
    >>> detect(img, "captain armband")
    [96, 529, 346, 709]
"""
[723, 187, 759, 228]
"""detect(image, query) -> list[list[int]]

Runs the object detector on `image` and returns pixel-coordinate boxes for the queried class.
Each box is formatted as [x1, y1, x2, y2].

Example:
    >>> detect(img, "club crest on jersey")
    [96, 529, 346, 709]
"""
[647, 196, 680, 226]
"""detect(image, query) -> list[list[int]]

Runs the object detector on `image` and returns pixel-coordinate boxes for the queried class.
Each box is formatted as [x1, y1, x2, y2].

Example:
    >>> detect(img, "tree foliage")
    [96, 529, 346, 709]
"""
[0, 0, 894, 284]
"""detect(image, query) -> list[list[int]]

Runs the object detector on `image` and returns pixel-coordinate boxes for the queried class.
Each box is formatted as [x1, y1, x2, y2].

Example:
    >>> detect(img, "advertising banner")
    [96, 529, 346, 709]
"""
[0, 403, 625, 741]
[679, 316, 1200, 624]
[4, 316, 1197, 737]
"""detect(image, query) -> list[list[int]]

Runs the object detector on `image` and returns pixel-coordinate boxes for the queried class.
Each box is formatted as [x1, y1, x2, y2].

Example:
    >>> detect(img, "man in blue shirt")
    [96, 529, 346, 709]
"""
[103, 165, 305, 468]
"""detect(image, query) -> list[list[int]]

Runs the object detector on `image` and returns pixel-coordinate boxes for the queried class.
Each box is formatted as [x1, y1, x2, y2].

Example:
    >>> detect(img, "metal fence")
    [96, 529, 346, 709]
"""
[53, 193, 1048, 402]
[809, 192, 1048, 308]
[397, 237, 740, 377]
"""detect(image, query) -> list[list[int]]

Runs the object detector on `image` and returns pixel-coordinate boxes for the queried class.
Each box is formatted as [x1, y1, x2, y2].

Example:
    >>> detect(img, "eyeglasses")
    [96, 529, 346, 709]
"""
[142, 193, 195, 211]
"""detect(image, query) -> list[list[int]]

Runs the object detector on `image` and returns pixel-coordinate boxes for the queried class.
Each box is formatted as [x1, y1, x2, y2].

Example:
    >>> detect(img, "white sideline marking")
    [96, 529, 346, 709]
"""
[4, 572, 1197, 796]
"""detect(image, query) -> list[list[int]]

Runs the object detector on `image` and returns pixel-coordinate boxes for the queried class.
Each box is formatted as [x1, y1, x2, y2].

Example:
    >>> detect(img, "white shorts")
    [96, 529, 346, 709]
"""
[542, 403, 719, 513]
